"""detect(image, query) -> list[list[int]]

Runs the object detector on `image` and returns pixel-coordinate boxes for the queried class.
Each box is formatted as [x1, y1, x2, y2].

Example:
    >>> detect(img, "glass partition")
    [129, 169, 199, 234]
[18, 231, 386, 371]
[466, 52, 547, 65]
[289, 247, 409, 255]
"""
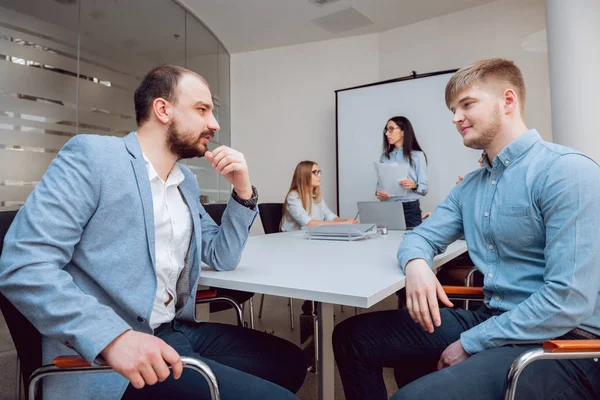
[0, 0, 230, 211]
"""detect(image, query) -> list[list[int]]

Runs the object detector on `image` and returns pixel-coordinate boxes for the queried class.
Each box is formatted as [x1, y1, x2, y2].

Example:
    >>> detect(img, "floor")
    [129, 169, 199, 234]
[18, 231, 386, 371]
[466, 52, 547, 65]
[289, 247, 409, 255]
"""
[0, 293, 401, 400]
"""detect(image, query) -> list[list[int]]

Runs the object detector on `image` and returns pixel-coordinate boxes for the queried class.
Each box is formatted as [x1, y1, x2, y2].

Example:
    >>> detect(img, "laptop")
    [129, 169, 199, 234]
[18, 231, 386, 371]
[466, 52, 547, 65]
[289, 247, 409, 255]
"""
[305, 224, 377, 241]
[357, 201, 406, 230]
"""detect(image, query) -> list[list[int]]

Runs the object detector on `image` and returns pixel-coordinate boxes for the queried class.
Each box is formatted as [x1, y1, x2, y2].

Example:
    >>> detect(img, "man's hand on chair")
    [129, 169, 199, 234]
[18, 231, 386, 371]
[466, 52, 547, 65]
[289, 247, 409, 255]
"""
[405, 259, 453, 333]
[101, 330, 183, 389]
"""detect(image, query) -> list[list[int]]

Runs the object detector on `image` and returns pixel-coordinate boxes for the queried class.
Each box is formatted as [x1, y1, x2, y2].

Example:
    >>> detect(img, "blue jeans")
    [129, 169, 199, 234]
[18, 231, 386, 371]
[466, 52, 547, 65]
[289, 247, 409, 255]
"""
[333, 306, 600, 400]
[122, 320, 306, 399]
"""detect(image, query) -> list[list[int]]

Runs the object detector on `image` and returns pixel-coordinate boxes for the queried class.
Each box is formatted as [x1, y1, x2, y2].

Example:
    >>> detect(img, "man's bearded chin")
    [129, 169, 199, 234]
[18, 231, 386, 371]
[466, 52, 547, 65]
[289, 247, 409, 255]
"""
[167, 121, 210, 160]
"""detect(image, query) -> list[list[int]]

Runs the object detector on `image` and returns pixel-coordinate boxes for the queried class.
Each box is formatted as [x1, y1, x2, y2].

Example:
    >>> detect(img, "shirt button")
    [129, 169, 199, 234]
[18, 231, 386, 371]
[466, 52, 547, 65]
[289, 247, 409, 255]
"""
[484, 212, 489, 217]
[504, 160, 510, 165]
[488, 273, 494, 278]
[137, 316, 145, 323]
[494, 295, 500, 301]
[491, 180, 497, 185]
[488, 244, 494, 250]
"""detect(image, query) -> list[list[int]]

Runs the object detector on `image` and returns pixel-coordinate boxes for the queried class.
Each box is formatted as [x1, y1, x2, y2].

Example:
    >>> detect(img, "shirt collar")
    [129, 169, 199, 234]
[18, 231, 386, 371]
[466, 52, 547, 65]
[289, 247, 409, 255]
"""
[142, 153, 185, 186]
[484, 129, 541, 171]
[496, 129, 541, 168]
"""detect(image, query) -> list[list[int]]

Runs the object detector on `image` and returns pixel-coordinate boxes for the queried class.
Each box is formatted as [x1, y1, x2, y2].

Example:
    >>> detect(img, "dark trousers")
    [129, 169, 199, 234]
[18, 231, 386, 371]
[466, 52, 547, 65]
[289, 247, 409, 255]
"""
[402, 200, 422, 229]
[332, 306, 600, 400]
[122, 320, 307, 400]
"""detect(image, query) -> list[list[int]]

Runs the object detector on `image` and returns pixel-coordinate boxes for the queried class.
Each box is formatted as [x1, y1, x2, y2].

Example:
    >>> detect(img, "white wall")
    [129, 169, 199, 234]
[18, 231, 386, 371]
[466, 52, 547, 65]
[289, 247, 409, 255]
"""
[231, 34, 380, 234]
[377, 0, 551, 143]
[231, 0, 551, 234]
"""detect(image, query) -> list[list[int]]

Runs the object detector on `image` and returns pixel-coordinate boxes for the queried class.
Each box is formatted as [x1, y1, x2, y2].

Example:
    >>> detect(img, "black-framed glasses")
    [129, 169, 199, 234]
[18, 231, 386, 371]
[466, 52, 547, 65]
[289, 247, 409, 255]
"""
[384, 126, 400, 134]
[311, 169, 322, 177]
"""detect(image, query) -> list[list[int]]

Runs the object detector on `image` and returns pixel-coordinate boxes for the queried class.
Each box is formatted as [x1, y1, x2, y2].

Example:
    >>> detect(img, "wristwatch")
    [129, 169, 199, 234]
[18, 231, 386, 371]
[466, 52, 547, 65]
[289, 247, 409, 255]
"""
[231, 185, 258, 209]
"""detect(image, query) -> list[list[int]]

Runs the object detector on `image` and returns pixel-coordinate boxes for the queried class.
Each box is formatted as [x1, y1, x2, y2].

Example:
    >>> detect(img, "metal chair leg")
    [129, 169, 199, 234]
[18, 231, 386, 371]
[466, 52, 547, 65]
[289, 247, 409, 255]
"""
[289, 298, 295, 330]
[249, 298, 255, 329]
[15, 356, 21, 400]
[464, 266, 478, 310]
[313, 301, 319, 373]
[258, 293, 265, 318]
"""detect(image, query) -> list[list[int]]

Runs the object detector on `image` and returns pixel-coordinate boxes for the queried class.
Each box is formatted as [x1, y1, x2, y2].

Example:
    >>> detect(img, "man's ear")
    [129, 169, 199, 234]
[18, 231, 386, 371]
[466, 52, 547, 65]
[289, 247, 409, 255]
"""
[502, 88, 519, 116]
[152, 98, 170, 124]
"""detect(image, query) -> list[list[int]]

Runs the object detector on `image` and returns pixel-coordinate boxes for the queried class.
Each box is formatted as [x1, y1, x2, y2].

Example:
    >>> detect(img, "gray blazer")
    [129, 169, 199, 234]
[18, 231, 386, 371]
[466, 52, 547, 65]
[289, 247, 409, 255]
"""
[0, 132, 257, 400]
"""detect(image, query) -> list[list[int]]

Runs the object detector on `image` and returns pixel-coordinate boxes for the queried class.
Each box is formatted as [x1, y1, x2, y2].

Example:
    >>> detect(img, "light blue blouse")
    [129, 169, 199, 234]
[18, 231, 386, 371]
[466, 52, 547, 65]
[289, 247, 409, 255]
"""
[280, 191, 337, 232]
[376, 148, 428, 202]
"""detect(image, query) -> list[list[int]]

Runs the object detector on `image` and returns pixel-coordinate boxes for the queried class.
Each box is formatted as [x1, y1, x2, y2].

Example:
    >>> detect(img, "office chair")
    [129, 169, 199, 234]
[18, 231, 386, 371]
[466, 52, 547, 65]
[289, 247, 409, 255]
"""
[0, 209, 239, 399]
[256, 203, 296, 330]
[202, 203, 256, 329]
[443, 285, 600, 400]
[0, 290, 220, 400]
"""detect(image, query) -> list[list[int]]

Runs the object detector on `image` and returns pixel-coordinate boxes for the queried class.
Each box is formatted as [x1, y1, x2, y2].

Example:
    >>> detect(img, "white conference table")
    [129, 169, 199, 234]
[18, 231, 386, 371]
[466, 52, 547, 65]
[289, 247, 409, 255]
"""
[198, 230, 467, 400]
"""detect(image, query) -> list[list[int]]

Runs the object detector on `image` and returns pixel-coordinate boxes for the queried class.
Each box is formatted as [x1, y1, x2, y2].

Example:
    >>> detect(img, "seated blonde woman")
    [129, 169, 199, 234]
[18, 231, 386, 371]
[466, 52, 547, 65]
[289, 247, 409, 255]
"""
[280, 160, 357, 231]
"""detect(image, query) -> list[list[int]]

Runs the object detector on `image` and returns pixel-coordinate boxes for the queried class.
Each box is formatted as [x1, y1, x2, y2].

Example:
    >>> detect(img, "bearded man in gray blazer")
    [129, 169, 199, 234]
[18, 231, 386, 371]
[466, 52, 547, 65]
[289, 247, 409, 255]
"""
[0, 65, 306, 400]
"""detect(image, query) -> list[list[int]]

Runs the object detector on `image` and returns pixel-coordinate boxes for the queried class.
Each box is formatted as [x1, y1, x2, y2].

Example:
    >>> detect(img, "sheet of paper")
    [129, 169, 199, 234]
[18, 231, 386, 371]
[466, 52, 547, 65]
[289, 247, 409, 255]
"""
[374, 162, 409, 197]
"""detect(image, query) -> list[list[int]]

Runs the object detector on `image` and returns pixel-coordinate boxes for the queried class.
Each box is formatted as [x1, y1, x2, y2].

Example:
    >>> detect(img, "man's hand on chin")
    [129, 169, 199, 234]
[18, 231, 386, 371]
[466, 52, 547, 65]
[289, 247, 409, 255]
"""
[437, 339, 470, 370]
[205, 146, 252, 198]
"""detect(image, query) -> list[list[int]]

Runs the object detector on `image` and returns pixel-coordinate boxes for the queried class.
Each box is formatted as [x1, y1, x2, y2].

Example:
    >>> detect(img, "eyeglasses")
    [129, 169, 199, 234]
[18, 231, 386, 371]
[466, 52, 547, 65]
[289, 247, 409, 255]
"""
[311, 169, 322, 177]
[384, 126, 401, 134]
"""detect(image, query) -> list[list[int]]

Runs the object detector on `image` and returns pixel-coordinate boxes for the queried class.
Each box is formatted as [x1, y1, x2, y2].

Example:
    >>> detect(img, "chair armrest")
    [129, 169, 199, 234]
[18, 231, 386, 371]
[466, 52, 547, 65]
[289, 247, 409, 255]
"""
[543, 340, 600, 353]
[38, 356, 220, 400]
[442, 285, 484, 302]
[196, 289, 218, 300]
[442, 286, 484, 296]
[195, 292, 244, 327]
[53, 355, 107, 368]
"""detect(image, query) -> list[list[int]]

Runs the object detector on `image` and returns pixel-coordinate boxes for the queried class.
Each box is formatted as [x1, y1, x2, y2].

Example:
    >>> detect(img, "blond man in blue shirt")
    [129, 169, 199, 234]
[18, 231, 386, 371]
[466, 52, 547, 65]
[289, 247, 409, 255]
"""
[333, 58, 600, 400]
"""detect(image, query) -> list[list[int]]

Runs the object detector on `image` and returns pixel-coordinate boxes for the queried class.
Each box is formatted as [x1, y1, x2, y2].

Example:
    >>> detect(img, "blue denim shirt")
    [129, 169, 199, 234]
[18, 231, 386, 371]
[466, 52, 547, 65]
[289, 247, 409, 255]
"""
[397, 129, 600, 354]
[376, 149, 428, 202]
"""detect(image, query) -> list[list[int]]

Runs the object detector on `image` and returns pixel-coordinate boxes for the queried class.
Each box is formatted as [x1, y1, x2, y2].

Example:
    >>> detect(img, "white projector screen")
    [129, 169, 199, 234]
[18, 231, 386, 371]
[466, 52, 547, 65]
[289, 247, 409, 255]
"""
[336, 71, 482, 219]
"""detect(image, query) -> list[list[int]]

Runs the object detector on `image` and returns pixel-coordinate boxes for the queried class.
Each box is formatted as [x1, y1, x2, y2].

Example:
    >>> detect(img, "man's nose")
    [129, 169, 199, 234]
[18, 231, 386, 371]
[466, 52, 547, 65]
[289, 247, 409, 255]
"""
[208, 112, 220, 131]
[452, 111, 464, 125]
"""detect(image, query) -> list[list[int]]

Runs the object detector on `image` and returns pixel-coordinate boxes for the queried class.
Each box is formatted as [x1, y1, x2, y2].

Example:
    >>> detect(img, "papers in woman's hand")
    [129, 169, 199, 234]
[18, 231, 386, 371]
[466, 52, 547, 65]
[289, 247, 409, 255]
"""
[374, 162, 409, 197]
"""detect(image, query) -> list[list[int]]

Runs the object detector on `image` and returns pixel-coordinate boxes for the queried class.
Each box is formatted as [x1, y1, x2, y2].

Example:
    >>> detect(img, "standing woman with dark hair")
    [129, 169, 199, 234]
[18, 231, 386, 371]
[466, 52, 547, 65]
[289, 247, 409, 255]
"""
[375, 116, 428, 228]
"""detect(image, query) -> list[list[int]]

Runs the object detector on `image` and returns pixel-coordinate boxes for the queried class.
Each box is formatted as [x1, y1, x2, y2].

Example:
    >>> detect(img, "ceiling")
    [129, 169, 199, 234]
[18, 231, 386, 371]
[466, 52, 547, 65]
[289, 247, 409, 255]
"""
[181, 0, 499, 54]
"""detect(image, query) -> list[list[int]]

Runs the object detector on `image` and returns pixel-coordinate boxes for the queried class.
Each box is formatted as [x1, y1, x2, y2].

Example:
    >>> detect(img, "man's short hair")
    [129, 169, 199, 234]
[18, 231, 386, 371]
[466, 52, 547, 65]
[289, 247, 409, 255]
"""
[134, 65, 207, 126]
[445, 58, 526, 115]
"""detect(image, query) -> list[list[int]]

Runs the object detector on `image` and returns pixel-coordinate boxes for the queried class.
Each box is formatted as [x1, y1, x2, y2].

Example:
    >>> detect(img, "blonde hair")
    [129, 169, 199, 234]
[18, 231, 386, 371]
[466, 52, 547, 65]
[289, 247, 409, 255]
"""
[445, 58, 526, 115]
[281, 161, 322, 229]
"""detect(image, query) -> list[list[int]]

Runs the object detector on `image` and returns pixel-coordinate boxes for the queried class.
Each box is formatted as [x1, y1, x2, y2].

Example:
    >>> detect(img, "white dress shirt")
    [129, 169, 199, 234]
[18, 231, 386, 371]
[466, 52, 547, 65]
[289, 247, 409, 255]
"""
[143, 154, 193, 329]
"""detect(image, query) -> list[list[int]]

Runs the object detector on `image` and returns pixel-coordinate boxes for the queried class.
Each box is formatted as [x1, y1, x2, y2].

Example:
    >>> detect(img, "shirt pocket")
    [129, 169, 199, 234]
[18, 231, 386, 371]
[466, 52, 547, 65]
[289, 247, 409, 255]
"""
[497, 205, 530, 217]
[494, 204, 537, 248]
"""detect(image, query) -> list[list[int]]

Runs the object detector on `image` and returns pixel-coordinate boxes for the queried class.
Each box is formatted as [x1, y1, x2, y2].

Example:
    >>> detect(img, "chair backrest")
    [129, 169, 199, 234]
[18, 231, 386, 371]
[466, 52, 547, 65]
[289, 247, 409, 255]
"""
[203, 203, 227, 226]
[0, 210, 43, 391]
[258, 203, 283, 234]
